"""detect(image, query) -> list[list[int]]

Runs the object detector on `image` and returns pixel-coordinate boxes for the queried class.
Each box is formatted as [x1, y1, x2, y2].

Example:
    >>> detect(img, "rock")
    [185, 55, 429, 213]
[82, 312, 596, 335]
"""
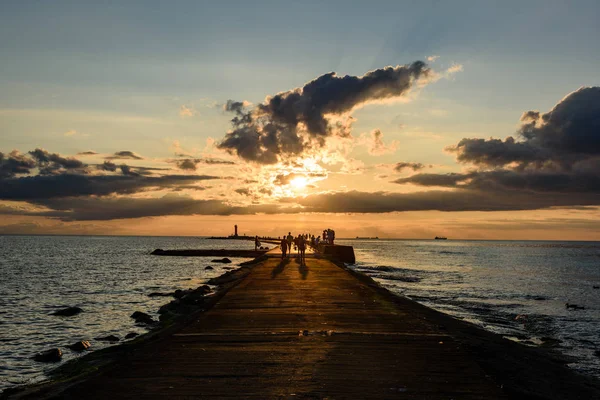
[68, 340, 91, 352]
[131, 311, 155, 325]
[51, 306, 83, 317]
[158, 285, 212, 319]
[125, 332, 139, 339]
[94, 335, 120, 342]
[151, 249, 165, 255]
[173, 289, 192, 299]
[205, 266, 214, 270]
[207, 269, 246, 285]
[211, 258, 232, 263]
[540, 337, 562, 348]
[594, 350, 600, 358]
[148, 292, 173, 297]
[159, 299, 181, 314]
[178, 285, 211, 305]
[33, 348, 62, 362]
[565, 303, 585, 310]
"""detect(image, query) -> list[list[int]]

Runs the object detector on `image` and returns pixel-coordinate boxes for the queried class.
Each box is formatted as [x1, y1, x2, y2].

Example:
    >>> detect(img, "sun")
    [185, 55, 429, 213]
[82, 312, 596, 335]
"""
[290, 176, 308, 190]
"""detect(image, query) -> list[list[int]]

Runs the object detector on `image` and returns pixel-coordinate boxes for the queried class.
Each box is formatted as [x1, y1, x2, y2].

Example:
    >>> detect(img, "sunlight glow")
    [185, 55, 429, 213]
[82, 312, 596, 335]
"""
[290, 176, 308, 190]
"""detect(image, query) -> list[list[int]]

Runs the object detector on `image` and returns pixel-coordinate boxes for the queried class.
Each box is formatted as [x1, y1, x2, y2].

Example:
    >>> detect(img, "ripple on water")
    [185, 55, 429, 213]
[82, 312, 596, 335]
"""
[0, 236, 254, 391]
[340, 238, 600, 379]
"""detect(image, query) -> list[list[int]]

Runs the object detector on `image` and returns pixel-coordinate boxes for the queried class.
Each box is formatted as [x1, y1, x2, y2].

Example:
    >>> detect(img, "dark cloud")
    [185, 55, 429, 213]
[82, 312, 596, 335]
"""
[296, 190, 600, 213]
[105, 151, 144, 160]
[202, 158, 235, 165]
[177, 159, 197, 170]
[218, 62, 430, 163]
[119, 164, 139, 177]
[29, 148, 85, 174]
[409, 87, 600, 200]
[97, 161, 117, 172]
[0, 173, 220, 201]
[260, 62, 429, 135]
[395, 168, 600, 193]
[0, 151, 36, 178]
[448, 137, 546, 168]
[77, 151, 98, 156]
[31, 195, 284, 221]
[520, 111, 540, 122]
[394, 162, 427, 172]
[235, 188, 251, 196]
[520, 87, 600, 155]
[171, 185, 207, 192]
[11, 186, 600, 221]
[173, 158, 236, 171]
[273, 173, 298, 186]
[98, 162, 166, 175]
[448, 87, 600, 169]
[394, 173, 468, 187]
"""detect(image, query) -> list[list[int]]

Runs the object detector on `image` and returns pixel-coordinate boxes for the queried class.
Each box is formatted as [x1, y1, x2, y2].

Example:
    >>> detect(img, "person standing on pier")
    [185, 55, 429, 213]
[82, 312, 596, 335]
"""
[286, 232, 294, 257]
[297, 235, 306, 265]
[280, 235, 287, 259]
[254, 236, 261, 251]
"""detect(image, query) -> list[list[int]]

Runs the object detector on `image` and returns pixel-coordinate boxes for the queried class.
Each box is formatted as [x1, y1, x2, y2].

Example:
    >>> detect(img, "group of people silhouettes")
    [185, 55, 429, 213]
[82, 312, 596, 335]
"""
[280, 232, 308, 265]
[278, 229, 336, 265]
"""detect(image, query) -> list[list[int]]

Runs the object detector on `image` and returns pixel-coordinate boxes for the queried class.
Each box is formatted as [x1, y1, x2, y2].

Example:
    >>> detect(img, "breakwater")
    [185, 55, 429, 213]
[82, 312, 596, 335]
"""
[6, 248, 600, 399]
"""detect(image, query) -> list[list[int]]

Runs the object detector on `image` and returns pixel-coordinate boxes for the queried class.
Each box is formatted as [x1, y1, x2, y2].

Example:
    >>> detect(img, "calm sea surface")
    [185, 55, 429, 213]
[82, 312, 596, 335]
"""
[1, 236, 600, 390]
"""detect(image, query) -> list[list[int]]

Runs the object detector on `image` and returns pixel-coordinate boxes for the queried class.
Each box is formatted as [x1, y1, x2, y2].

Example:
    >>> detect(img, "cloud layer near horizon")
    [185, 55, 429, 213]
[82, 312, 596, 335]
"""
[1, 86, 599, 222]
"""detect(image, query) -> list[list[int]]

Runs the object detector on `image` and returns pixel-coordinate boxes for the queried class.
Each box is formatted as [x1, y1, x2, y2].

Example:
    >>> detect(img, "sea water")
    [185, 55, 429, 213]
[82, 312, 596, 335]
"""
[0, 235, 254, 390]
[340, 239, 600, 380]
[1, 236, 599, 390]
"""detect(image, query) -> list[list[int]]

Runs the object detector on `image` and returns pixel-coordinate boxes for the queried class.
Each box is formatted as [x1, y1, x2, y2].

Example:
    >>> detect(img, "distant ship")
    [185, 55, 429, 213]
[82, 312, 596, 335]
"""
[356, 236, 379, 239]
[434, 236, 448, 240]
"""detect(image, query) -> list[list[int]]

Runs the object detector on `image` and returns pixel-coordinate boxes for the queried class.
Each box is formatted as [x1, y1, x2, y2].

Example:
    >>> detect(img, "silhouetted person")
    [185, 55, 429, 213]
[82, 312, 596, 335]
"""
[297, 235, 306, 265]
[280, 236, 287, 259]
[286, 232, 294, 257]
[254, 235, 261, 250]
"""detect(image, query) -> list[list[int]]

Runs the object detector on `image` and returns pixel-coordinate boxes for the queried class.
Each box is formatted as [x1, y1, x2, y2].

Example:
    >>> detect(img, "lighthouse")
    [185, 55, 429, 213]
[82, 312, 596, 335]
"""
[234, 225, 238, 237]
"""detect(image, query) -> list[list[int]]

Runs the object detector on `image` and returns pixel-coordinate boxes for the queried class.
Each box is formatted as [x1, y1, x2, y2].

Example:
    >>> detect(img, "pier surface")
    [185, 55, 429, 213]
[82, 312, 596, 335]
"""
[46, 255, 508, 399]
[23, 253, 600, 399]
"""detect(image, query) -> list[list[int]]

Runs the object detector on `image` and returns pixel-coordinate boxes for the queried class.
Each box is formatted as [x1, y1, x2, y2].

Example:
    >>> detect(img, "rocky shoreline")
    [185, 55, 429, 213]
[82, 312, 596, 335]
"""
[1, 257, 260, 399]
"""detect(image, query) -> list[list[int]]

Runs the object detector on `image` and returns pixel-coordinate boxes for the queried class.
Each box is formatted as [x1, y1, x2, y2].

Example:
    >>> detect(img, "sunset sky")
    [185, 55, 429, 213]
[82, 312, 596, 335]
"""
[1, 0, 599, 240]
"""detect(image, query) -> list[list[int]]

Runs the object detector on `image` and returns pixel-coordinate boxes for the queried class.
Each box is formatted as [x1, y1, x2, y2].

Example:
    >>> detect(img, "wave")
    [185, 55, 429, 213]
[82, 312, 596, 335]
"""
[371, 274, 421, 283]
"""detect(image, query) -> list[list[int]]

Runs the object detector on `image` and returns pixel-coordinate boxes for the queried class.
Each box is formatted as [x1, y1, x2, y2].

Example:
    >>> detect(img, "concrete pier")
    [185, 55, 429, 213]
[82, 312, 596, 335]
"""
[37, 256, 509, 399]
[15, 253, 600, 399]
